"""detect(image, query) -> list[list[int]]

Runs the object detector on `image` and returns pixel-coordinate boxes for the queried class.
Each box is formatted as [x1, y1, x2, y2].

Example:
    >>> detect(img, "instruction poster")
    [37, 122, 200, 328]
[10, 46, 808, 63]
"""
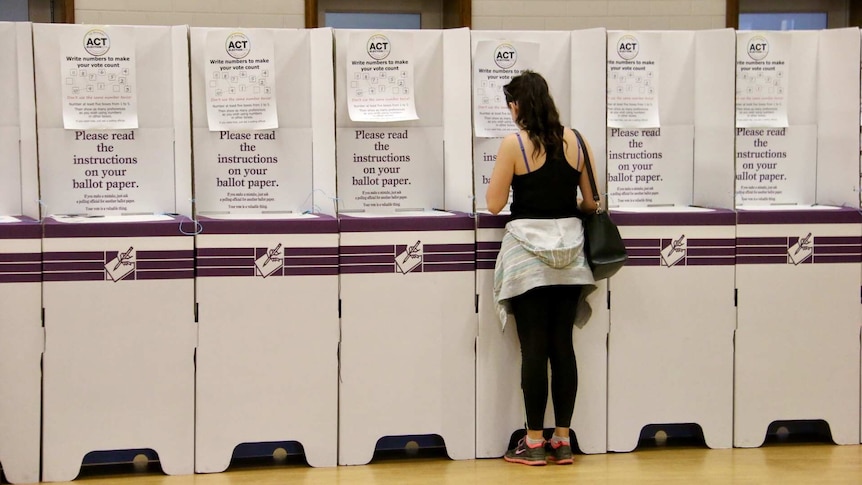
[736, 32, 790, 128]
[735, 126, 816, 205]
[472, 40, 539, 138]
[607, 31, 660, 128]
[205, 29, 278, 131]
[346, 31, 418, 122]
[60, 25, 138, 129]
[606, 126, 694, 207]
[337, 127, 442, 211]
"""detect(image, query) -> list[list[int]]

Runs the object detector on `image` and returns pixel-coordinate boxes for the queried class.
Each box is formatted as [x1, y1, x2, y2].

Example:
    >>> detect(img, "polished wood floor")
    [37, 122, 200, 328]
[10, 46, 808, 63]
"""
[13, 439, 862, 485]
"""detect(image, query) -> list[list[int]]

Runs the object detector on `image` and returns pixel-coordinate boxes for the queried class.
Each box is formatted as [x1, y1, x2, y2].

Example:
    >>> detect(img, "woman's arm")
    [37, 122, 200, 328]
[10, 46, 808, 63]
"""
[486, 134, 518, 214]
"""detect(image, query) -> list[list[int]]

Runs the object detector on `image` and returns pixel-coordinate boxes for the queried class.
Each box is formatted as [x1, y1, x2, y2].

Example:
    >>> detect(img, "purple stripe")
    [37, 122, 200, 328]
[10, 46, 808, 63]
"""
[623, 238, 661, 247]
[625, 258, 661, 266]
[0, 253, 40, 262]
[814, 245, 861, 255]
[611, 209, 736, 226]
[736, 237, 787, 246]
[687, 247, 736, 256]
[626, 248, 659, 257]
[815, 255, 862, 264]
[477, 241, 501, 250]
[0, 274, 41, 283]
[737, 208, 862, 225]
[0, 219, 41, 239]
[425, 243, 475, 253]
[0, 262, 42, 273]
[43, 216, 195, 238]
[737, 256, 788, 265]
[197, 267, 255, 277]
[138, 250, 194, 259]
[340, 245, 393, 255]
[685, 258, 736, 266]
[339, 212, 475, 233]
[477, 250, 499, 258]
[44, 261, 105, 271]
[44, 251, 103, 261]
[340, 255, 393, 265]
[423, 262, 474, 272]
[44, 272, 105, 282]
[196, 215, 339, 235]
[424, 253, 475, 263]
[736, 246, 786, 255]
[283, 247, 339, 256]
[688, 239, 736, 247]
[136, 270, 194, 280]
[197, 257, 253, 267]
[477, 261, 496, 270]
[283, 256, 339, 266]
[476, 213, 509, 229]
[815, 236, 862, 245]
[283, 267, 339, 276]
[340, 264, 395, 274]
[137, 260, 194, 270]
[197, 248, 254, 257]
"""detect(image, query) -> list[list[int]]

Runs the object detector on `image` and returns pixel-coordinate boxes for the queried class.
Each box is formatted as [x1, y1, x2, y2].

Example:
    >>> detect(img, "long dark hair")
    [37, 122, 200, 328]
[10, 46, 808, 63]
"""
[503, 71, 565, 159]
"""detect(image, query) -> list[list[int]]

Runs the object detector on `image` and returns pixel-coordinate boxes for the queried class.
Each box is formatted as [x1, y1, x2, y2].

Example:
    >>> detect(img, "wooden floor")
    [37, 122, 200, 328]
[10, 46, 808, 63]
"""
[13, 440, 862, 485]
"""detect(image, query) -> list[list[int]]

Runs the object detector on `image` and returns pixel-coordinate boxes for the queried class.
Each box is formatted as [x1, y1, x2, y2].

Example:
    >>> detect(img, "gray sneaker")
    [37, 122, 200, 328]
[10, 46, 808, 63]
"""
[547, 441, 573, 465]
[503, 438, 546, 466]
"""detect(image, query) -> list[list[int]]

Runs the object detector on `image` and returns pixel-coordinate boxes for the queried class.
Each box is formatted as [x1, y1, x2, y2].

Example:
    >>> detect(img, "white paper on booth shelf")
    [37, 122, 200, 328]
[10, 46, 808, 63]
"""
[60, 25, 139, 130]
[735, 32, 790, 128]
[607, 31, 660, 128]
[347, 31, 418, 122]
[204, 29, 278, 131]
[472, 40, 539, 138]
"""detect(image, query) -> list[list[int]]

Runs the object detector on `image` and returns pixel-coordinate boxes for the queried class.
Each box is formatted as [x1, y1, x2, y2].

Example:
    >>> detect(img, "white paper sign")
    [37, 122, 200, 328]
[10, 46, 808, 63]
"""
[606, 125, 694, 207]
[735, 125, 816, 206]
[60, 26, 138, 129]
[346, 32, 418, 122]
[736, 32, 790, 128]
[472, 40, 539, 138]
[205, 29, 278, 131]
[336, 127, 442, 211]
[607, 32, 660, 128]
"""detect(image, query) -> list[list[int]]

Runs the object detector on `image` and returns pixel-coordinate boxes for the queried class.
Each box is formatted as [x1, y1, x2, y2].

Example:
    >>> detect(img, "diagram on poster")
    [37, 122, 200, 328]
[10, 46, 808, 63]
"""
[205, 29, 278, 131]
[347, 32, 418, 122]
[607, 32, 660, 128]
[60, 26, 138, 129]
[735, 126, 816, 206]
[472, 41, 539, 138]
[736, 33, 789, 128]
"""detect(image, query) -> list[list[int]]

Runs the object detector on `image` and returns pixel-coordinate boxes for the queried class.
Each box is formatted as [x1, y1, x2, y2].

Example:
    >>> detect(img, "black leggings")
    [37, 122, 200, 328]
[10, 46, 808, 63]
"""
[510, 285, 582, 431]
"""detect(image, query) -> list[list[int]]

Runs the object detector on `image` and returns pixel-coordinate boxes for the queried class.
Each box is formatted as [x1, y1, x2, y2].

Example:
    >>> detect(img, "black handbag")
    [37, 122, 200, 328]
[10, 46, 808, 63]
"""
[573, 129, 628, 280]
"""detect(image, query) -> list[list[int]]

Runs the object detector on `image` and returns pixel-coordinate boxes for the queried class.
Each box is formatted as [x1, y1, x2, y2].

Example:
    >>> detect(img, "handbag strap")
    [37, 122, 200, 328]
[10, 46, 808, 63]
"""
[572, 128, 602, 213]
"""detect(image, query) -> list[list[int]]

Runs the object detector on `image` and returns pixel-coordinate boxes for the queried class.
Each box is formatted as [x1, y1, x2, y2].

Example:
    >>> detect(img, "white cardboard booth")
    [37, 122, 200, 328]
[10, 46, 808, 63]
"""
[334, 28, 476, 465]
[733, 28, 862, 447]
[33, 24, 196, 481]
[0, 22, 41, 485]
[190, 27, 339, 471]
[606, 29, 737, 452]
[471, 29, 610, 458]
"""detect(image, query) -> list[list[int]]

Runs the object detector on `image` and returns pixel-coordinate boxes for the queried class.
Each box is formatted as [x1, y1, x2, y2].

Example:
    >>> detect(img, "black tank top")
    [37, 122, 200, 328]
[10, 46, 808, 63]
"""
[510, 133, 583, 220]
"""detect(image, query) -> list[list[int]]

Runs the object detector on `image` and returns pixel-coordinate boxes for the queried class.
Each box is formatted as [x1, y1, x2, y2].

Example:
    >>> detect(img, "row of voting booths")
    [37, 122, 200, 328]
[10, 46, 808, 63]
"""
[1, 20, 862, 484]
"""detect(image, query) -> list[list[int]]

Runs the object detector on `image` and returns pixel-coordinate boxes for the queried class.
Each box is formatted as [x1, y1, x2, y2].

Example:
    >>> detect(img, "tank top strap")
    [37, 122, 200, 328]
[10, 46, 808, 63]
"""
[515, 132, 530, 173]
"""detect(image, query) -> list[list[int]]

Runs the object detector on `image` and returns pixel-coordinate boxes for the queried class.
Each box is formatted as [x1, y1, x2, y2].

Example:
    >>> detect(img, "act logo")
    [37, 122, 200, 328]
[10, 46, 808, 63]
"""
[747, 36, 769, 61]
[494, 43, 518, 69]
[83, 29, 110, 57]
[225, 32, 251, 59]
[616, 34, 639, 60]
[367, 34, 391, 61]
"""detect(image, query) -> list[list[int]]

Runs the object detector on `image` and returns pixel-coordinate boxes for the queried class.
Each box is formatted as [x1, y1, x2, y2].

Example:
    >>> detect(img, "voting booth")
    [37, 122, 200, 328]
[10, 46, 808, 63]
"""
[733, 29, 862, 447]
[471, 29, 610, 457]
[334, 28, 476, 465]
[190, 27, 340, 471]
[0, 22, 41, 485]
[606, 30, 737, 451]
[33, 24, 195, 481]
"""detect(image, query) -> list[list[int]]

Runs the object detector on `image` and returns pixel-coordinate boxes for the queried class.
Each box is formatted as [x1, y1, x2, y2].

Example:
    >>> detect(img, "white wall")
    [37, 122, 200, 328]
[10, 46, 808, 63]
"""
[75, 0, 726, 30]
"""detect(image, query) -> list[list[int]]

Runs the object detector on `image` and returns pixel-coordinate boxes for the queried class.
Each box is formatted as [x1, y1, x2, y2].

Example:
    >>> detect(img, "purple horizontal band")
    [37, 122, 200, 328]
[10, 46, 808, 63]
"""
[814, 245, 861, 255]
[424, 262, 474, 272]
[136, 270, 194, 280]
[476, 249, 499, 258]
[137, 260, 194, 270]
[477, 261, 496, 270]
[685, 258, 736, 266]
[815, 255, 862, 264]
[197, 247, 254, 257]
[626, 248, 657, 257]
[197, 267, 256, 277]
[736, 256, 788, 265]
[43, 216, 194, 238]
[0, 218, 41, 239]
[736, 237, 787, 246]
[625, 258, 660, 266]
[339, 212, 475, 233]
[283, 257, 339, 266]
[816, 236, 862, 245]
[737, 246, 787, 255]
[611, 209, 736, 226]
[623, 238, 661, 247]
[196, 215, 338, 235]
[43, 272, 105, 282]
[476, 213, 509, 229]
[138, 250, 194, 260]
[44, 251, 103, 261]
[284, 266, 338, 276]
[0, 253, 40, 263]
[44, 261, 105, 271]
[425, 243, 475, 253]
[688, 239, 736, 247]
[0, 273, 41, 283]
[340, 245, 392, 255]
[424, 253, 474, 263]
[340, 264, 395, 274]
[0, 262, 41, 273]
[283, 247, 339, 256]
[197, 257, 253, 267]
[736, 207, 862, 225]
[688, 247, 736, 256]
[341, 255, 393, 265]
[476, 241, 501, 250]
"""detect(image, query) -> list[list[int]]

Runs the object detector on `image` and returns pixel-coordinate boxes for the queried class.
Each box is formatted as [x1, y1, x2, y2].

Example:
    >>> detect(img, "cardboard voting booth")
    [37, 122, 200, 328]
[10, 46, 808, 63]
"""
[0, 22, 41, 485]
[472, 29, 610, 457]
[190, 27, 339, 471]
[606, 30, 737, 451]
[33, 24, 195, 481]
[733, 29, 862, 447]
[334, 28, 476, 465]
